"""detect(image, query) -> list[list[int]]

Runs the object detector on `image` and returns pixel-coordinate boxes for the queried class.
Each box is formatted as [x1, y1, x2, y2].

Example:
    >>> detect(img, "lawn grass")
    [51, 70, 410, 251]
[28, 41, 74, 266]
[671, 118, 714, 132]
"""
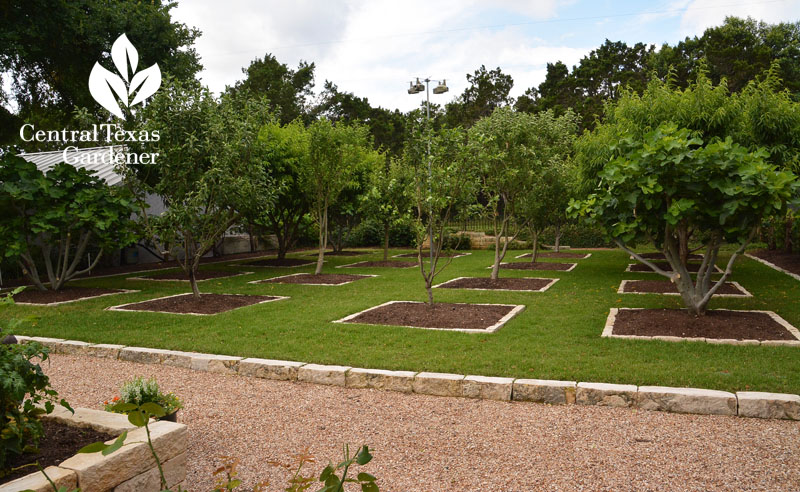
[3, 248, 800, 394]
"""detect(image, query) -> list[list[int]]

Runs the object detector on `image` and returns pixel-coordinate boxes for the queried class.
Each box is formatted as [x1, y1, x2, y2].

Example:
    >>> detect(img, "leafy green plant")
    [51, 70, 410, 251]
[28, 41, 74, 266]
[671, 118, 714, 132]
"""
[104, 376, 183, 417]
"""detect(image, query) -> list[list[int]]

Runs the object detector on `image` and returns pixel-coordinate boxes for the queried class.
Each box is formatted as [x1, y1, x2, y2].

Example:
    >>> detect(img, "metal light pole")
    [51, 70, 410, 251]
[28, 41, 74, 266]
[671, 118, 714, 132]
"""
[408, 77, 448, 274]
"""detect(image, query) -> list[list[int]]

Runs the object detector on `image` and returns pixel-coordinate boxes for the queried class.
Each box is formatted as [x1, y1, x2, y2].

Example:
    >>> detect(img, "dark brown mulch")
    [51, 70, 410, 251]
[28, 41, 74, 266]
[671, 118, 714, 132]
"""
[305, 251, 371, 257]
[113, 293, 280, 315]
[612, 309, 796, 340]
[241, 258, 314, 268]
[2, 420, 114, 484]
[341, 261, 417, 268]
[394, 252, 466, 258]
[345, 302, 515, 330]
[256, 274, 372, 285]
[750, 249, 800, 276]
[10, 287, 125, 304]
[137, 270, 244, 281]
[628, 261, 717, 273]
[621, 280, 745, 295]
[636, 252, 704, 260]
[500, 262, 575, 271]
[516, 252, 588, 259]
[438, 277, 553, 291]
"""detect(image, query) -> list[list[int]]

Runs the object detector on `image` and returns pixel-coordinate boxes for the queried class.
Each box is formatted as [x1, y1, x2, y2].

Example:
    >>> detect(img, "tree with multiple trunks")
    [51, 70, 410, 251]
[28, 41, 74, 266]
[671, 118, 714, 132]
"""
[569, 124, 799, 316]
[360, 157, 413, 261]
[0, 155, 137, 291]
[127, 79, 274, 298]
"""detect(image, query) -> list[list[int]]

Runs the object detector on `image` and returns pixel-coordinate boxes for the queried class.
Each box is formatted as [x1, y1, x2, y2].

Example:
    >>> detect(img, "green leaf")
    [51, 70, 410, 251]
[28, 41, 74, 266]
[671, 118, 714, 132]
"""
[140, 402, 167, 418]
[128, 409, 148, 427]
[356, 446, 373, 465]
[111, 402, 138, 413]
[102, 430, 128, 456]
[77, 441, 108, 454]
[361, 483, 379, 492]
[319, 464, 334, 481]
[357, 472, 376, 481]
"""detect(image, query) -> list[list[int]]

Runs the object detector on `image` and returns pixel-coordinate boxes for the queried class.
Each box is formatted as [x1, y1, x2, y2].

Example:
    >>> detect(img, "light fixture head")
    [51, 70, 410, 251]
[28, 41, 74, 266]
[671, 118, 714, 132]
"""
[408, 81, 420, 94]
[433, 79, 449, 94]
[414, 77, 425, 92]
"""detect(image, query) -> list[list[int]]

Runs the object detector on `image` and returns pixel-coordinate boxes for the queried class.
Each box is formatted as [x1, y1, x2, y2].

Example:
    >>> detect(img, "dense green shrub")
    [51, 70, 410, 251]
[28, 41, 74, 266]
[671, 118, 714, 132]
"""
[440, 232, 472, 250]
[347, 219, 415, 248]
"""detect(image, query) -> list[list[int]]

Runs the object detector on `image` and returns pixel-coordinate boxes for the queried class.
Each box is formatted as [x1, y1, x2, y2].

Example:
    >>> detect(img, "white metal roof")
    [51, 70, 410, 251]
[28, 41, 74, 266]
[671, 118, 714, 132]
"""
[17, 146, 124, 185]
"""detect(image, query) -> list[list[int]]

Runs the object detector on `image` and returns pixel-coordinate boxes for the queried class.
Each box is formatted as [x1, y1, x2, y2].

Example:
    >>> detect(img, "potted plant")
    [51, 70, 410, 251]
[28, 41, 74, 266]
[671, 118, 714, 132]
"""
[104, 376, 183, 422]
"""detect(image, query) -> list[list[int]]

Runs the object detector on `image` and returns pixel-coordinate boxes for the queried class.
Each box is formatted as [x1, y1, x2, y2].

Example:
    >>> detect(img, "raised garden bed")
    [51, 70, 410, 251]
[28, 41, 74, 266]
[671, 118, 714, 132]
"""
[107, 293, 287, 315]
[127, 270, 252, 282]
[240, 258, 315, 268]
[498, 262, 576, 271]
[338, 260, 417, 269]
[434, 276, 558, 292]
[603, 308, 800, 344]
[515, 252, 591, 259]
[250, 273, 376, 286]
[334, 301, 525, 333]
[626, 262, 722, 273]
[8, 287, 138, 306]
[747, 250, 800, 281]
[617, 280, 751, 297]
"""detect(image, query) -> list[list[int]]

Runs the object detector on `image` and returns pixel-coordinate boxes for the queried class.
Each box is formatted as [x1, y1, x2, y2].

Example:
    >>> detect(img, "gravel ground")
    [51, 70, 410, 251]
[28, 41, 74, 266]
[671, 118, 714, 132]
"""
[44, 354, 800, 492]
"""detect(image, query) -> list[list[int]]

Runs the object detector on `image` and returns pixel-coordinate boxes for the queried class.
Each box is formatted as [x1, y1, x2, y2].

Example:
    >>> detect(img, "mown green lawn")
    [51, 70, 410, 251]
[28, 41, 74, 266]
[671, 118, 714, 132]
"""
[3, 248, 799, 394]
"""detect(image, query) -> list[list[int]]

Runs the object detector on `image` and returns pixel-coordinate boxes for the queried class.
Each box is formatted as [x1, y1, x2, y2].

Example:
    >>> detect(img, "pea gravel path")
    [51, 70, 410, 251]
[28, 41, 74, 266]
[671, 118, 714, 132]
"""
[45, 354, 800, 491]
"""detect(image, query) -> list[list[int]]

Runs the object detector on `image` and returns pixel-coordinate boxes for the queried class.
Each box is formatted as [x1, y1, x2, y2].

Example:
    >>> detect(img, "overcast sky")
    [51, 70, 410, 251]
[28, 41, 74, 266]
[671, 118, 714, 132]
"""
[172, 0, 799, 112]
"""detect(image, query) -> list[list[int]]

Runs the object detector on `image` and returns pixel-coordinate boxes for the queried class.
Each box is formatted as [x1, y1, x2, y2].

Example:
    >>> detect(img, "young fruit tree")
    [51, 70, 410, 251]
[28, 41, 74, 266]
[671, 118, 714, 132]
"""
[301, 118, 377, 274]
[359, 156, 413, 260]
[403, 125, 478, 304]
[569, 123, 799, 316]
[127, 80, 274, 298]
[0, 155, 137, 291]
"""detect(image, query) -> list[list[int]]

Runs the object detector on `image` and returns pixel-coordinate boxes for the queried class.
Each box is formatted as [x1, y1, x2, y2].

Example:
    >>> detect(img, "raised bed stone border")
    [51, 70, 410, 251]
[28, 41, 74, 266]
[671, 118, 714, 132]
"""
[391, 252, 472, 259]
[13, 336, 800, 421]
[616, 279, 753, 298]
[105, 293, 289, 316]
[248, 272, 378, 286]
[493, 262, 578, 272]
[0, 405, 186, 492]
[602, 307, 800, 346]
[11, 289, 140, 307]
[336, 261, 417, 269]
[126, 271, 254, 282]
[625, 263, 723, 273]
[514, 252, 592, 260]
[432, 276, 559, 293]
[332, 300, 526, 333]
[745, 253, 800, 282]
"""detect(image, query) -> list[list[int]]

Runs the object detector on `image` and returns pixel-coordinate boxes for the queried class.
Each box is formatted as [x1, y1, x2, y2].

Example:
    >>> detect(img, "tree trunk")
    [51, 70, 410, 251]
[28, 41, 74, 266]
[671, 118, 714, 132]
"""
[768, 221, 776, 250]
[426, 281, 434, 306]
[785, 216, 794, 254]
[491, 231, 501, 280]
[248, 224, 256, 253]
[315, 204, 327, 275]
[554, 224, 561, 253]
[383, 222, 390, 261]
[530, 230, 539, 264]
[189, 268, 200, 299]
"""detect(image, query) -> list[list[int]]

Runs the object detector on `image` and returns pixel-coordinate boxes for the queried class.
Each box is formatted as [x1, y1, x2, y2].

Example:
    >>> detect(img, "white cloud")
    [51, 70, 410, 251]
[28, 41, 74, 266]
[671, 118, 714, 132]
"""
[678, 0, 800, 37]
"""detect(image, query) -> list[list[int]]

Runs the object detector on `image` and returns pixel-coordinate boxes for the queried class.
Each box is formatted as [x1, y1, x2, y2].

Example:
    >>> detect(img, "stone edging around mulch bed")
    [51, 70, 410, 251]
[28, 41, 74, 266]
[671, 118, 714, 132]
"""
[514, 252, 592, 260]
[14, 336, 800, 421]
[248, 273, 378, 286]
[602, 307, 800, 346]
[616, 280, 753, 298]
[332, 300, 526, 333]
[745, 253, 800, 282]
[106, 293, 289, 316]
[2, 405, 187, 492]
[13, 289, 140, 307]
[432, 277, 560, 293]
[125, 271, 255, 282]
[493, 262, 578, 272]
[625, 263, 723, 273]
[391, 252, 472, 259]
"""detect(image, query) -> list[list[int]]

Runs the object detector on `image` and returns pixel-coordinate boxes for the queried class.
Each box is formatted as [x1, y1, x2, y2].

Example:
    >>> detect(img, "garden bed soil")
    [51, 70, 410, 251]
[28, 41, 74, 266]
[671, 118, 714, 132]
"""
[499, 262, 576, 271]
[612, 309, 797, 341]
[436, 277, 555, 292]
[2, 420, 114, 484]
[750, 249, 800, 276]
[241, 258, 315, 268]
[109, 293, 282, 315]
[339, 301, 518, 331]
[254, 273, 373, 285]
[340, 260, 417, 268]
[628, 261, 719, 273]
[620, 280, 747, 296]
[9, 287, 128, 305]
[134, 270, 245, 281]
[515, 252, 590, 259]
[635, 252, 703, 260]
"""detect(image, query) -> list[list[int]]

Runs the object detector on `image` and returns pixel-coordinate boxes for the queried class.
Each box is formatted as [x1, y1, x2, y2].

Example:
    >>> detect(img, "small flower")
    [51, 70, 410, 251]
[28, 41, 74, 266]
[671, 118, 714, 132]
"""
[112, 396, 120, 402]
[104, 401, 109, 405]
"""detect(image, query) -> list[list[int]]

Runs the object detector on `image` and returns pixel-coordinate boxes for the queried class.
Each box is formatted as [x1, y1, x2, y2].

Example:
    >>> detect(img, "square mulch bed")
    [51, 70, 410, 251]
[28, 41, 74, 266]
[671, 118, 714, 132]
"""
[107, 293, 287, 315]
[434, 276, 559, 292]
[127, 270, 252, 282]
[338, 260, 418, 269]
[515, 252, 591, 260]
[335, 301, 525, 333]
[626, 261, 722, 273]
[497, 262, 577, 272]
[9, 287, 137, 306]
[250, 273, 376, 286]
[747, 250, 800, 280]
[603, 308, 800, 345]
[392, 251, 471, 259]
[617, 280, 751, 297]
[240, 258, 315, 268]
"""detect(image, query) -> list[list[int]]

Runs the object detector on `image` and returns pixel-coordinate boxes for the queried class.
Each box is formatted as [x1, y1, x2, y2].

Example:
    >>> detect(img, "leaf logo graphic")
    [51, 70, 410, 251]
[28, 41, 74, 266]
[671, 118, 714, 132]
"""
[88, 34, 162, 119]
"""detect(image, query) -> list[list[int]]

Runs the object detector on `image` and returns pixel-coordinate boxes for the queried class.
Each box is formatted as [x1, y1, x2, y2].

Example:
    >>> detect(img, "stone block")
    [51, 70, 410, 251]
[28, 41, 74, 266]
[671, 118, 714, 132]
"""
[346, 368, 417, 393]
[737, 392, 800, 420]
[190, 353, 243, 374]
[112, 452, 186, 492]
[512, 379, 576, 405]
[119, 346, 171, 365]
[0, 466, 76, 492]
[412, 372, 464, 397]
[577, 382, 637, 408]
[297, 364, 350, 386]
[54, 340, 92, 355]
[637, 386, 736, 416]
[85, 343, 126, 359]
[239, 358, 305, 381]
[462, 375, 514, 401]
[44, 406, 135, 435]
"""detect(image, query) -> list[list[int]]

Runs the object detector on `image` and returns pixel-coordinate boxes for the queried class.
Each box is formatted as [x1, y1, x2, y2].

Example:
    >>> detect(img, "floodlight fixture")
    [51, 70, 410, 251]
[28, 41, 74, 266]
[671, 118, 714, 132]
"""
[432, 80, 449, 94]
